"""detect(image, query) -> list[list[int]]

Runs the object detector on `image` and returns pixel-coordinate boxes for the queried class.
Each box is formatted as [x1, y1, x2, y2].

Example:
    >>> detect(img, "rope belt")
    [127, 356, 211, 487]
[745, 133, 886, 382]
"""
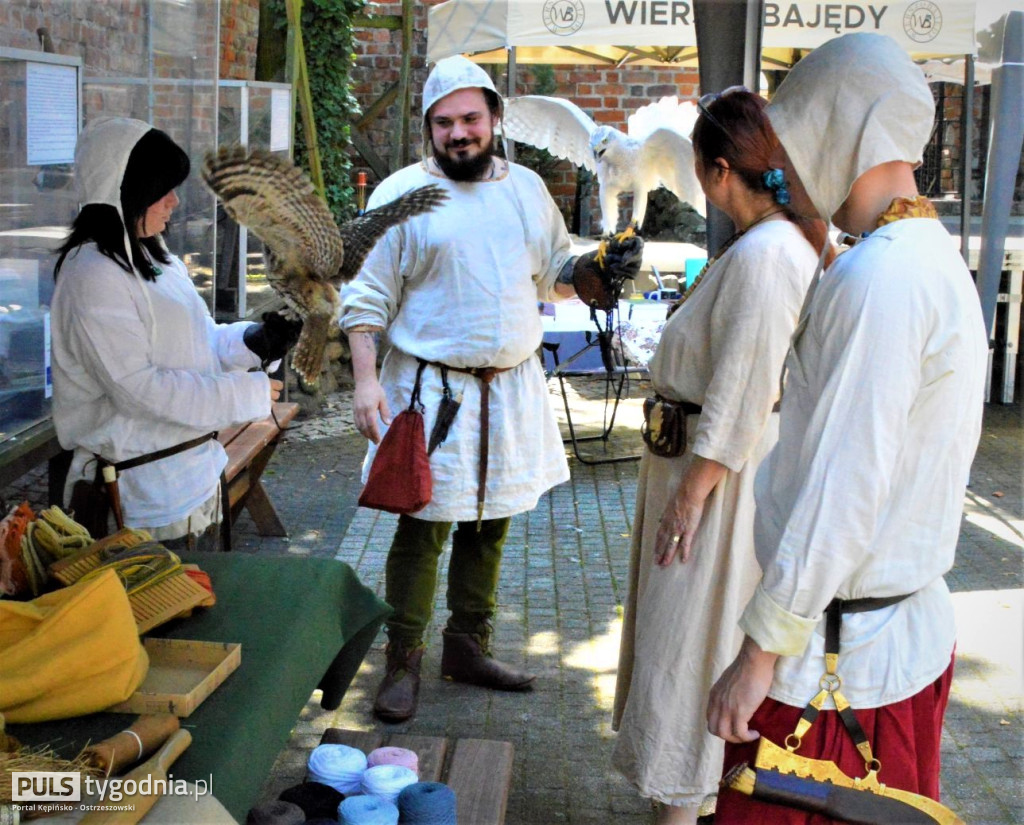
[419, 358, 527, 528]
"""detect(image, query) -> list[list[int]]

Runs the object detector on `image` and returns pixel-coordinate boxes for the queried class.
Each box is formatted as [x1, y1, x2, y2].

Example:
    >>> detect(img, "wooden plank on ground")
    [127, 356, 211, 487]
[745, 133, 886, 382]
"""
[445, 738, 514, 825]
[387, 734, 447, 782]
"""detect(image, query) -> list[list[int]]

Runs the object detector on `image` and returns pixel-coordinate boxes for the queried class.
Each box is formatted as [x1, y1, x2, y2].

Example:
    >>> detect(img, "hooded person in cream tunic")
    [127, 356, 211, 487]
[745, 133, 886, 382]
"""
[341, 56, 644, 723]
[611, 89, 827, 825]
[51, 118, 286, 548]
[707, 34, 989, 823]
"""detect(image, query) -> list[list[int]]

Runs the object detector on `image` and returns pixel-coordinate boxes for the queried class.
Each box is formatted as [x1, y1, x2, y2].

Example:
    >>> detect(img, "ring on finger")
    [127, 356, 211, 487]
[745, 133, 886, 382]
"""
[671, 535, 681, 543]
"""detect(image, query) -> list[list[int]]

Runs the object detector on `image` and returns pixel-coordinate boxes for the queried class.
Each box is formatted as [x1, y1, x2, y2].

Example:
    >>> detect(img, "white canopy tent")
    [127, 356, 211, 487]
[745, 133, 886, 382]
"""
[428, 3, 1024, 398]
[428, 0, 979, 67]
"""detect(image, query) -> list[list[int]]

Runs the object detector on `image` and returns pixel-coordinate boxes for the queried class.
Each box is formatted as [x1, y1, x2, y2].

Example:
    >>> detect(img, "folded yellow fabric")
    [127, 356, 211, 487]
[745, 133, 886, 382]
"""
[0, 569, 149, 722]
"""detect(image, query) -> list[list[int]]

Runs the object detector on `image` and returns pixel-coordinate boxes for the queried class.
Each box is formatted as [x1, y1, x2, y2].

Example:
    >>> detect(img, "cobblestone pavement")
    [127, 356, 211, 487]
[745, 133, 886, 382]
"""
[3, 380, 1020, 824]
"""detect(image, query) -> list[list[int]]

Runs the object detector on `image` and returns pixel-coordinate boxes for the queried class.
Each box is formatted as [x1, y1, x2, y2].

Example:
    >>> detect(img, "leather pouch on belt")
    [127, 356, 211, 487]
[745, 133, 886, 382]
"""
[641, 395, 690, 458]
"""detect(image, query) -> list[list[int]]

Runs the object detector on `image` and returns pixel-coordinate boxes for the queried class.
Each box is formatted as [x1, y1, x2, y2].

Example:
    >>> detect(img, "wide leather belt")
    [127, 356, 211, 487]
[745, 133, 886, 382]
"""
[420, 358, 526, 528]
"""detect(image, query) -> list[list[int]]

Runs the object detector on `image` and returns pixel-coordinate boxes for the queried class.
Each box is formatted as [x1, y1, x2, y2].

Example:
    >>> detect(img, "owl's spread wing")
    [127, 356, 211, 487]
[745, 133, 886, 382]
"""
[334, 184, 449, 284]
[201, 146, 345, 282]
[639, 128, 706, 217]
[503, 95, 598, 172]
[627, 97, 700, 142]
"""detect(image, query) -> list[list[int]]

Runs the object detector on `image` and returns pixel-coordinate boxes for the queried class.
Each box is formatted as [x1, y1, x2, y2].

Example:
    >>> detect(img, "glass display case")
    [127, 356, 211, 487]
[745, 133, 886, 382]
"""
[0, 0, 221, 445]
[0, 48, 81, 442]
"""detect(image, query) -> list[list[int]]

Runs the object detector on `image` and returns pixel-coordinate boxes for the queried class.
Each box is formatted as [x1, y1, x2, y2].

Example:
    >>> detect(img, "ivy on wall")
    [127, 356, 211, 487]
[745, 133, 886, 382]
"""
[268, 0, 363, 224]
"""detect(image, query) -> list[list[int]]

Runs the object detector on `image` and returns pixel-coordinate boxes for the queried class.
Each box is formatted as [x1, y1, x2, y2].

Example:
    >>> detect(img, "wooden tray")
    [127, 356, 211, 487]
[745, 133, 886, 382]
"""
[107, 638, 242, 717]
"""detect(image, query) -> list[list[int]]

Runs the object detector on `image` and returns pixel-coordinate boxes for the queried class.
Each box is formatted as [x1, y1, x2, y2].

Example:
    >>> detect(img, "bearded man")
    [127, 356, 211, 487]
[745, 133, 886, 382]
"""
[340, 56, 642, 722]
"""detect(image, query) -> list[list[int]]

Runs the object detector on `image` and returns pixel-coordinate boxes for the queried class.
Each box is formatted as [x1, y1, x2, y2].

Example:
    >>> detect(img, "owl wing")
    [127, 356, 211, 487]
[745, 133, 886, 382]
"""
[638, 128, 707, 217]
[627, 97, 700, 142]
[201, 146, 345, 283]
[503, 95, 598, 173]
[334, 184, 449, 285]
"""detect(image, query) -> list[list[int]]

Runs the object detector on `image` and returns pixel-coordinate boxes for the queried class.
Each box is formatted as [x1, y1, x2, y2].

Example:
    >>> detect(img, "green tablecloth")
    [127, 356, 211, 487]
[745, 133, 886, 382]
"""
[10, 555, 390, 821]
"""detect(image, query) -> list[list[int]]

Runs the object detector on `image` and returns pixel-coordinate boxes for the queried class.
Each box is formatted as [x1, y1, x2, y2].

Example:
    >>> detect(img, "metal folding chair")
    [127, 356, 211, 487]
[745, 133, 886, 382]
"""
[542, 306, 647, 465]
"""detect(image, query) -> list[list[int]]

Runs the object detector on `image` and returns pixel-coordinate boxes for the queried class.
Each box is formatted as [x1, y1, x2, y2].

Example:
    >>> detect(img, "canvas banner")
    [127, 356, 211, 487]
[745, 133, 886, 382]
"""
[429, 0, 977, 62]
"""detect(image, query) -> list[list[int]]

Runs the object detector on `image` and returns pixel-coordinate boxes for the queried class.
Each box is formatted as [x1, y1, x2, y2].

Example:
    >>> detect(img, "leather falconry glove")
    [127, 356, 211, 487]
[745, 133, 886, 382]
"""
[243, 310, 304, 367]
[572, 227, 645, 311]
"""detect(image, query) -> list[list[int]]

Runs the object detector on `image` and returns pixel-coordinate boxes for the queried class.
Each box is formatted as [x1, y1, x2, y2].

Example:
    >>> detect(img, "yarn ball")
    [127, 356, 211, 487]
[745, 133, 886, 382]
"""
[277, 780, 344, 820]
[307, 743, 367, 795]
[338, 794, 400, 825]
[367, 746, 420, 775]
[360, 764, 419, 805]
[243, 799, 305, 825]
[397, 782, 457, 825]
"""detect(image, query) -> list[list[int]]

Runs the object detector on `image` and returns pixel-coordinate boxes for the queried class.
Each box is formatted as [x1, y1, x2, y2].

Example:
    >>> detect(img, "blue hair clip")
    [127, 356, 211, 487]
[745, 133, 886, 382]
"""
[762, 168, 791, 205]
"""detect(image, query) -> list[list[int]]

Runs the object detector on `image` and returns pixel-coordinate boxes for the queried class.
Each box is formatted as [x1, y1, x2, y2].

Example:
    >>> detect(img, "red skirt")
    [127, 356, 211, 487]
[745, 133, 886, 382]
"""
[715, 656, 954, 824]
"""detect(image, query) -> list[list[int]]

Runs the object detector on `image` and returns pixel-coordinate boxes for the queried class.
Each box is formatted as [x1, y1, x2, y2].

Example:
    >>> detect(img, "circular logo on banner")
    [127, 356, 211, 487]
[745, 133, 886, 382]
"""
[542, 0, 586, 37]
[903, 0, 942, 43]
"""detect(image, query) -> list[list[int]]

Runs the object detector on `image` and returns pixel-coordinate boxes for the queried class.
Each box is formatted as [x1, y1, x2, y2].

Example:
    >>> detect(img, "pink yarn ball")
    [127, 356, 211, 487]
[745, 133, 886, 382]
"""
[366, 746, 419, 776]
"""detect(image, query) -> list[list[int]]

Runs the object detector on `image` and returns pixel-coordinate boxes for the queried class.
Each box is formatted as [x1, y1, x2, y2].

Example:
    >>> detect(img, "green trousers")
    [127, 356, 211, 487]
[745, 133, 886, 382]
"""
[384, 513, 511, 648]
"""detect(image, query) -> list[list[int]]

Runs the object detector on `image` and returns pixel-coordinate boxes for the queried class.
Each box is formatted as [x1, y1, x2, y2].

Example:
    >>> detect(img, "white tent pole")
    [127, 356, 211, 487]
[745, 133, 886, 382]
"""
[960, 54, 975, 262]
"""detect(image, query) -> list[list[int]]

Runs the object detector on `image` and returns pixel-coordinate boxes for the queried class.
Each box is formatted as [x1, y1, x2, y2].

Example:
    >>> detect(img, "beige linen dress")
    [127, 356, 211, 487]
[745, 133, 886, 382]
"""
[611, 219, 817, 806]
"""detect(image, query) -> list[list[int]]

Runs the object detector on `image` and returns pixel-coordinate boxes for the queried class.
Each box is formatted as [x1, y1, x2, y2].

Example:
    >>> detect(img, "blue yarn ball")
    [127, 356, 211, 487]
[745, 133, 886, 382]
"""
[338, 794, 399, 825]
[397, 782, 457, 825]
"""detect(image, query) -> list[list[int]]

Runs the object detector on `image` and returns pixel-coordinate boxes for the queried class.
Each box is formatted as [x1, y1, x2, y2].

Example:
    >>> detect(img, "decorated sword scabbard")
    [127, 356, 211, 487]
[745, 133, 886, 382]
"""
[726, 737, 965, 825]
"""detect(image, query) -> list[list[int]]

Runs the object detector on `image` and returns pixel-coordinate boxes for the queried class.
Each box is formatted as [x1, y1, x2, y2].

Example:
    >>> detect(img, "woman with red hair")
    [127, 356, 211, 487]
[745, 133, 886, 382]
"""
[612, 88, 831, 824]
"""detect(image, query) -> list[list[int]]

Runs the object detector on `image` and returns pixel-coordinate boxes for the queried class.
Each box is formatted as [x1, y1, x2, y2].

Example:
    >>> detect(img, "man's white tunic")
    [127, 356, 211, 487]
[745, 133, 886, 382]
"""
[742, 218, 989, 708]
[340, 161, 573, 521]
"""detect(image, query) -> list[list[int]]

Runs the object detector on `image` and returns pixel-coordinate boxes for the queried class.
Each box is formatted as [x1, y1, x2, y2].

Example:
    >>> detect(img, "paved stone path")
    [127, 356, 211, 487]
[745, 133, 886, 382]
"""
[3, 380, 1019, 823]
[251, 386, 1022, 825]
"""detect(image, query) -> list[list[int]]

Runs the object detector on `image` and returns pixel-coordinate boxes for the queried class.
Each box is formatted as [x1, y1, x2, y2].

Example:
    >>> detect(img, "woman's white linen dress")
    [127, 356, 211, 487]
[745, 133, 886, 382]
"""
[611, 219, 817, 805]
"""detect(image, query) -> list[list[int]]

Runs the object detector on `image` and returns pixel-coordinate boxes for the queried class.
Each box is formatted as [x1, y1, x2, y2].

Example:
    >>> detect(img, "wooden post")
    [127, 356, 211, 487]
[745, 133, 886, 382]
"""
[393, 0, 414, 172]
[284, 0, 325, 197]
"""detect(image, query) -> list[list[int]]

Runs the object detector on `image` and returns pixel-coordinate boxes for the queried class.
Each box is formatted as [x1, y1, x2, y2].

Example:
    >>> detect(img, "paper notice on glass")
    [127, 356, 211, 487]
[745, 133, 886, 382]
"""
[26, 62, 78, 165]
[270, 88, 291, 152]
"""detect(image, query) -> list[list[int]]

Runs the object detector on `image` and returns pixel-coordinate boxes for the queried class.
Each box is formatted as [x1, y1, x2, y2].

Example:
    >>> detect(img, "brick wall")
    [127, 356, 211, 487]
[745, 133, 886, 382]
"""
[349, 1, 701, 236]
[220, 0, 260, 80]
[0, 0, 149, 76]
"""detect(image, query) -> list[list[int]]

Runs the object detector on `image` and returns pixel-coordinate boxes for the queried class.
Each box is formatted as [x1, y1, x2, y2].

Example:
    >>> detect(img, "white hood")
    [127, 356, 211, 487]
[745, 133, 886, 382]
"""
[75, 117, 152, 211]
[422, 55, 498, 117]
[74, 117, 154, 272]
[766, 33, 935, 221]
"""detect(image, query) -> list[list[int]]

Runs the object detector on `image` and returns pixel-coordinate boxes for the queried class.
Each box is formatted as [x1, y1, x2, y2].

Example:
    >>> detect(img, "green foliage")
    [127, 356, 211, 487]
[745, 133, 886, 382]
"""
[269, 0, 363, 224]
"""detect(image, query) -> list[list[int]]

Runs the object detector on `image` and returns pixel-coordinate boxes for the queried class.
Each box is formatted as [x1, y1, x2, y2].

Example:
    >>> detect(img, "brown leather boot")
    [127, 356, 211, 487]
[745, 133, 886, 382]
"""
[373, 643, 424, 722]
[440, 627, 535, 691]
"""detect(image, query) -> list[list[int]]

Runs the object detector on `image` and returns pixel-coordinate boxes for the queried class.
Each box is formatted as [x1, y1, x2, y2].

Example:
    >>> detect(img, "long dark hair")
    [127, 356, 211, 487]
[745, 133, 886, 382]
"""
[692, 90, 834, 265]
[54, 128, 190, 281]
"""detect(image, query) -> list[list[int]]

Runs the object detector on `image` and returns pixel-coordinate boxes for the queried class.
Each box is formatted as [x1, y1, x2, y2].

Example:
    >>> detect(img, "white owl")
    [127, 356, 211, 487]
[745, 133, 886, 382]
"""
[503, 95, 706, 235]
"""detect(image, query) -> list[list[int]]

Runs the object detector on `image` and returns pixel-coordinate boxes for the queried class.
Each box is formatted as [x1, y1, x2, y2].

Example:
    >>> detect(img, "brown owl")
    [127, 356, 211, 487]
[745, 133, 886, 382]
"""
[201, 146, 448, 383]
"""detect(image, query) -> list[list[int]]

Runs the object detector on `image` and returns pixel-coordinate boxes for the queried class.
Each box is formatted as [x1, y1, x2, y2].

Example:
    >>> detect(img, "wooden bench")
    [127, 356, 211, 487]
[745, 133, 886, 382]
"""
[320, 728, 514, 825]
[218, 400, 299, 541]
